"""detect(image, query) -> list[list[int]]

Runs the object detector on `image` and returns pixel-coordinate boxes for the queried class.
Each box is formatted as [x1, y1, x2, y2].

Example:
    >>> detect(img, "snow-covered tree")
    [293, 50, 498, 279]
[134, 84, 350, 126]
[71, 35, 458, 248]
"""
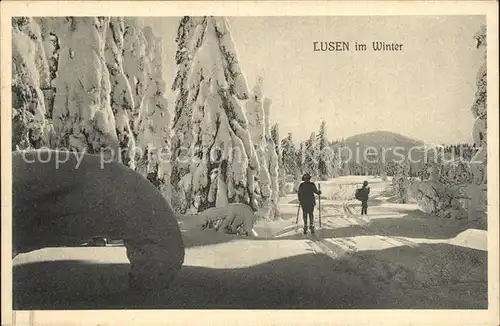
[281, 133, 299, 177]
[316, 120, 332, 180]
[392, 158, 410, 203]
[302, 132, 319, 177]
[263, 98, 280, 216]
[122, 19, 148, 134]
[171, 16, 258, 214]
[12, 17, 172, 202]
[271, 123, 287, 197]
[329, 143, 340, 178]
[408, 144, 473, 219]
[104, 17, 137, 168]
[49, 17, 120, 154]
[339, 142, 350, 176]
[12, 17, 54, 150]
[245, 77, 271, 205]
[291, 142, 306, 191]
[379, 146, 387, 181]
[136, 25, 171, 191]
[468, 24, 487, 221]
[297, 142, 304, 173]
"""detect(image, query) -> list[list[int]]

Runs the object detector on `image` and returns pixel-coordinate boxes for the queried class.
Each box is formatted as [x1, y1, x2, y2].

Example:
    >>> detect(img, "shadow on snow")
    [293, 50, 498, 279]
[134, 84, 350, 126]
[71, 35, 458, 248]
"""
[14, 243, 487, 310]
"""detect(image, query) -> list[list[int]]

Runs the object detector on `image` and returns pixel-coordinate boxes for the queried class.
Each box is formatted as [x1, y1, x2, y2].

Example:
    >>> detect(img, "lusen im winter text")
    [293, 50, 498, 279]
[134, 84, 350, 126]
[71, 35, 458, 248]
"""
[313, 41, 404, 52]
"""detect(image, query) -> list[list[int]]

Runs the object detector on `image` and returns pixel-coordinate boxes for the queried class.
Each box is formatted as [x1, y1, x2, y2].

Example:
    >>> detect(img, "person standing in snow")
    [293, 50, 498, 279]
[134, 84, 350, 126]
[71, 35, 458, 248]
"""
[356, 180, 370, 215]
[298, 173, 321, 234]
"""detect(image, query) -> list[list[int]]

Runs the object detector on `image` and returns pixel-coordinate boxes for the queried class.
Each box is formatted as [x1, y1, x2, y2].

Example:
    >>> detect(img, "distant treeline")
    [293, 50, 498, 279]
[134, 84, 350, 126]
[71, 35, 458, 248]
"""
[279, 120, 478, 181]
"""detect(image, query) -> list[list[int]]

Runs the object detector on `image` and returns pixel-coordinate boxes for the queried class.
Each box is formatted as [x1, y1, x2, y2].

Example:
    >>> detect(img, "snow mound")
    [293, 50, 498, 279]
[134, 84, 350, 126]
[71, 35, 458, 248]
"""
[408, 180, 468, 219]
[450, 229, 487, 251]
[180, 203, 258, 236]
[13, 150, 184, 291]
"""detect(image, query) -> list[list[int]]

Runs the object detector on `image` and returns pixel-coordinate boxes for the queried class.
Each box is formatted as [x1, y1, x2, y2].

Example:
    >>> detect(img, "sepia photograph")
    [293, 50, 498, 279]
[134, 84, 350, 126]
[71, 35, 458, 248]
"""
[1, 1, 499, 325]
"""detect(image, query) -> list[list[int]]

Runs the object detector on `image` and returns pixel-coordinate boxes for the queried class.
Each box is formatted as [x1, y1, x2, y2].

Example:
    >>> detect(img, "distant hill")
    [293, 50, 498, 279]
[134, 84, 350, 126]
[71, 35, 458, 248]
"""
[335, 131, 429, 169]
[343, 131, 424, 149]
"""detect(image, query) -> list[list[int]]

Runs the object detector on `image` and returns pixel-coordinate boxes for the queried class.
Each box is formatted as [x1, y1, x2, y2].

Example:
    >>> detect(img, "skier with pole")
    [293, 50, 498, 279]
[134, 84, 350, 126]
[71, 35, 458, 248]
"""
[297, 173, 322, 235]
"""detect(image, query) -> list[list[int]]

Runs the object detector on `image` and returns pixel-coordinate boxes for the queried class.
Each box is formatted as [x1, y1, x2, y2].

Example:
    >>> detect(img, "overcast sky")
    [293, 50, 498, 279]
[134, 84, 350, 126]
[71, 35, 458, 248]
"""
[143, 16, 485, 145]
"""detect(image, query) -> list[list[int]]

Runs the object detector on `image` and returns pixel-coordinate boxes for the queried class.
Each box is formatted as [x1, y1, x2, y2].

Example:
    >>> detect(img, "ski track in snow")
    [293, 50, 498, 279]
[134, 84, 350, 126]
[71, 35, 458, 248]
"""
[272, 178, 485, 260]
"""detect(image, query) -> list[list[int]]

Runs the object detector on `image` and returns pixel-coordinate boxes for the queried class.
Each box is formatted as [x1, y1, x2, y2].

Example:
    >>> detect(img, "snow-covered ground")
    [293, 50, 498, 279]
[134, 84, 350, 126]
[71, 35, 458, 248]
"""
[13, 176, 487, 309]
